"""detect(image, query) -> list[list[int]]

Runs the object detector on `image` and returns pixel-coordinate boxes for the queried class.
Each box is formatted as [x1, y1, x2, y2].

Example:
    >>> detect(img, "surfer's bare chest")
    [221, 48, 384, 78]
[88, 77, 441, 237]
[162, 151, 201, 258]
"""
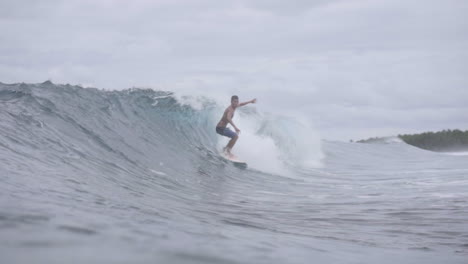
[217, 107, 235, 127]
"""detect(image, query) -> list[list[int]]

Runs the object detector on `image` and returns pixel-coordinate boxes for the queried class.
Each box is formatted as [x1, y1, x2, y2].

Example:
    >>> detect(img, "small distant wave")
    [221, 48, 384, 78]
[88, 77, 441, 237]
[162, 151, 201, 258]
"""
[357, 136, 403, 144]
[441, 151, 468, 156]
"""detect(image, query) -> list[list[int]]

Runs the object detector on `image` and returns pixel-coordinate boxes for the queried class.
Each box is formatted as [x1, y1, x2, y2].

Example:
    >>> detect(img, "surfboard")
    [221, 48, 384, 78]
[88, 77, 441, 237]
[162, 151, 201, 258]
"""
[220, 152, 247, 169]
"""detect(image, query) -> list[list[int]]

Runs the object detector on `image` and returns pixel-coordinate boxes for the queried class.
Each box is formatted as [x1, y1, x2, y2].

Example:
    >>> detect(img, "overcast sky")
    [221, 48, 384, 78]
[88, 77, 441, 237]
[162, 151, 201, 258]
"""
[1, 0, 467, 140]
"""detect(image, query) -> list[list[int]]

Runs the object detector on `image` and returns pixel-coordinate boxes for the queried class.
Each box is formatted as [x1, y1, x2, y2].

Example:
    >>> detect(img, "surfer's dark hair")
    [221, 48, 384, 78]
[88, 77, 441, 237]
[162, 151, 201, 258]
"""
[231, 95, 239, 102]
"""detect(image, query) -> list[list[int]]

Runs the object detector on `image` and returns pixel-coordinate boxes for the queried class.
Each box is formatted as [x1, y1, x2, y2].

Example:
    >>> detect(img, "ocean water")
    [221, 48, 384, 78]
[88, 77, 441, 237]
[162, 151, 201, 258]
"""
[1, 82, 467, 264]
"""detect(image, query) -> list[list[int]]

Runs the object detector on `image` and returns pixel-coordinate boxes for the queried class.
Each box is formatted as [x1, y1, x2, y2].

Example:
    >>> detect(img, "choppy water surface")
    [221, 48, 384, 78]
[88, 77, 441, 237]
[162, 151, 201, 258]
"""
[1, 82, 467, 263]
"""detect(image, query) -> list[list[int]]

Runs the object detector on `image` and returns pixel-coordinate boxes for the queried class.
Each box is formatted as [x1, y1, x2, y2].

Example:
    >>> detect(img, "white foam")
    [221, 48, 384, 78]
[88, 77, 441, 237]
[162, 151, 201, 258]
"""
[150, 169, 167, 176]
[217, 121, 289, 175]
[217, 110, 323, 176]
[168, 90, 324, 174]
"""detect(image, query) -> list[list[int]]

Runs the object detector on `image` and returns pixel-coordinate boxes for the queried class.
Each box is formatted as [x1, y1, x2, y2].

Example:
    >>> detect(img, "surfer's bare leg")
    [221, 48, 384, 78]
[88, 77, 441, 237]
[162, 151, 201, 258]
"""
[225, 135, 238, 156]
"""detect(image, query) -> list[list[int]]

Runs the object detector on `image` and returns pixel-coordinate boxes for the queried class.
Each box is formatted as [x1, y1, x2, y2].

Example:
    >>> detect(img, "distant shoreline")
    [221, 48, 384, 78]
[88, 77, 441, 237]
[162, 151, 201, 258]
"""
[357, 129, 468, 152]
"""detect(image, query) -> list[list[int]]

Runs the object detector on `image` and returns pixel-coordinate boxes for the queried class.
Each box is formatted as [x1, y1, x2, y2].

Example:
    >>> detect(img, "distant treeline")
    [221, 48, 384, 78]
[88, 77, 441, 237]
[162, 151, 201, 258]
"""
[356, 129, 468, 152]
[398, 129, 468, 152]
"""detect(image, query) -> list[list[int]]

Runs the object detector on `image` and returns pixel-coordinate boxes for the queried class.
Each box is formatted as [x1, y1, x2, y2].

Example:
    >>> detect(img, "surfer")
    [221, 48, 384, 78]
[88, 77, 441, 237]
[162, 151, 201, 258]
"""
[216, 95, 256, 158]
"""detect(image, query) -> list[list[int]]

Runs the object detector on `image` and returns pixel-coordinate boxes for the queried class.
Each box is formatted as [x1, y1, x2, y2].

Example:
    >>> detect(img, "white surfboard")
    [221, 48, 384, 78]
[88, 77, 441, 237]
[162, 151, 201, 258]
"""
[220, 152, 247, 168]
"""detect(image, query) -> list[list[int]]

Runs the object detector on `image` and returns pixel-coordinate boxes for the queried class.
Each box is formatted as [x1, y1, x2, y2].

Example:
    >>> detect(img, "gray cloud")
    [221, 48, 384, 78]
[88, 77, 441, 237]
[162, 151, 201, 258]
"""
[0, 0, 467, 140]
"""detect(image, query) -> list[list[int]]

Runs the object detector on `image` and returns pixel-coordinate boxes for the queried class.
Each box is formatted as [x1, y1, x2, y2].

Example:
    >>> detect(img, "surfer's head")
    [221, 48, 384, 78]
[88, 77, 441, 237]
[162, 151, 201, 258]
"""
[231, 95, 239, 108]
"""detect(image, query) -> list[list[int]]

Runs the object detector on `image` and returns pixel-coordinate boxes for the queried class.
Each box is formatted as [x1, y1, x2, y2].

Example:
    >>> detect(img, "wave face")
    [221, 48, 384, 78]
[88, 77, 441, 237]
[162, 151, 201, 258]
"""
[1, 82, 467, 264]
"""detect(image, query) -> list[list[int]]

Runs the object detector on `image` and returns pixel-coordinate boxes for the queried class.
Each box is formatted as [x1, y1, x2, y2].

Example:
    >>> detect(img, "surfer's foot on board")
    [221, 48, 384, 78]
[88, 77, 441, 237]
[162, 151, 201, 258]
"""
[223, 147, 235, 159]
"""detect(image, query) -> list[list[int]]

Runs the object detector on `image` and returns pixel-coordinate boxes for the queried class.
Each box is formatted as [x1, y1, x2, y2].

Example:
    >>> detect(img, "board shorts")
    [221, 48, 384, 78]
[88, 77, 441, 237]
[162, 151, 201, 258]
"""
[216, 126, 237, 139]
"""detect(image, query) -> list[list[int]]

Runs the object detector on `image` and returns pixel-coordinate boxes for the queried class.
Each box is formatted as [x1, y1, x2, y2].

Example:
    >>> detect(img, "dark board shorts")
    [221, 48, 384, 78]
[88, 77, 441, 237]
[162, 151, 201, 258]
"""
[216, 127, 237, 139]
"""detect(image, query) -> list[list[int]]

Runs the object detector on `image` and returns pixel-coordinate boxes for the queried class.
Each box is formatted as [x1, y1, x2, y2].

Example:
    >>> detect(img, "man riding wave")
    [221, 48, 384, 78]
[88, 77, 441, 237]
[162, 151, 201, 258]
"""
[215, 95, 256, 158]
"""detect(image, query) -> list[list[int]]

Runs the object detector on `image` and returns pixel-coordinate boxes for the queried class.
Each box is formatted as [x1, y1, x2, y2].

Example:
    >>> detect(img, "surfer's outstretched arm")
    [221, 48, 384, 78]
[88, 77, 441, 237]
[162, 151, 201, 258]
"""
[239, 98, 256, 107]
